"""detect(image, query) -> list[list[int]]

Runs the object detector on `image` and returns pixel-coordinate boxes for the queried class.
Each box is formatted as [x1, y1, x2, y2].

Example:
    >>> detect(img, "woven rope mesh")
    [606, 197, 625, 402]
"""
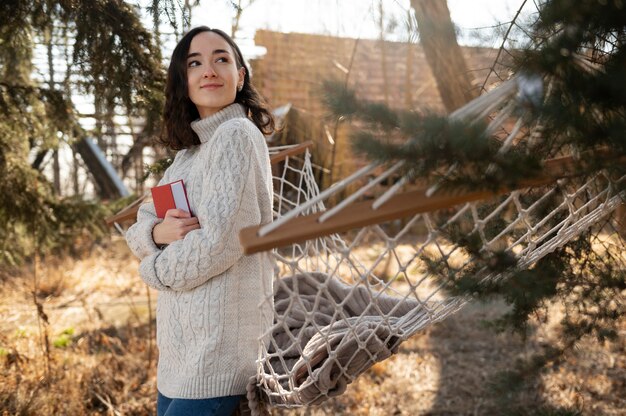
[249, 10, 626, 407]
[252, 82, 625, 409]
[258, 171, 623, 408]
[269, 145, 325, 219]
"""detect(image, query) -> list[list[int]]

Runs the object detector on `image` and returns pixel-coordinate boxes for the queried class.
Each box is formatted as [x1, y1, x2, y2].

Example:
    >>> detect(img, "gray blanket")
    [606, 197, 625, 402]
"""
[245, 272, 422, 413]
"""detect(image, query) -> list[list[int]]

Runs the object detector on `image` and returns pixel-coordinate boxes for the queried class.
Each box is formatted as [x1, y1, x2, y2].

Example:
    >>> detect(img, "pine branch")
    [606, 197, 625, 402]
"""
[321, 3, 626, 406]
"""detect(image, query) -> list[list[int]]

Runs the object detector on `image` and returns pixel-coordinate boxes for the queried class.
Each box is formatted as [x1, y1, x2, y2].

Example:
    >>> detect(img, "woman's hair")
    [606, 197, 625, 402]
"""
[159, 26, 275, 150]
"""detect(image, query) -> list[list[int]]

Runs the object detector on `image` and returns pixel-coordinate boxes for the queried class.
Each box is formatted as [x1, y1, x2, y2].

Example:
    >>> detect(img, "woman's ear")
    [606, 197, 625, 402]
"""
[238, 67, 246, 85]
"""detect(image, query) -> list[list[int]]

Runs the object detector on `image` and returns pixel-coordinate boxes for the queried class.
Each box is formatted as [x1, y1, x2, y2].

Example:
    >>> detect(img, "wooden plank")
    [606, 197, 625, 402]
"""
[239, 151, 623, 254]
[240, 178, 553, 254]
[105, 142, 314, 226]
[270, 141, 313, 164]
[104, 195, 148, 226]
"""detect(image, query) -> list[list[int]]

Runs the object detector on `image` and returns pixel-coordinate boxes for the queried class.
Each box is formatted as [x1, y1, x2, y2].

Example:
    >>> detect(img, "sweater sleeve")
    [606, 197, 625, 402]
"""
[125, 160, 176, 260]
[138, 123, 259, 291]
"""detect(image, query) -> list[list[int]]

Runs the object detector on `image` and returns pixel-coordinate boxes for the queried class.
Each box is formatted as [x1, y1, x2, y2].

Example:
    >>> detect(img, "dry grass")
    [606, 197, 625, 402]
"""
[0, 237, 624, 415]
[0, 238, 157, 415]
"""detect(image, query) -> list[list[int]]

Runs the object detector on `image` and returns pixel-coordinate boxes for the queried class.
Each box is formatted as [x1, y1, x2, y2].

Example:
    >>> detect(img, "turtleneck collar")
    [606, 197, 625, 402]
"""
[190, 103, 247, 144]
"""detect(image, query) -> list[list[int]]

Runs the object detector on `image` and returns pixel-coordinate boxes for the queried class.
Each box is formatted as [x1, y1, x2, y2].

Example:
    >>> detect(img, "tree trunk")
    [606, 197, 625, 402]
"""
[404, 7, 416, 109]
[72, 147, 79, 195]
[47, 15, 61, 195]
[378, 0, 390, 105]
[31, 150, 49, 171]
[52, 150, 61, 195]
[73, 137, 128, 199]
[121, 133, 150, 177]
[411, 0, 477, 112]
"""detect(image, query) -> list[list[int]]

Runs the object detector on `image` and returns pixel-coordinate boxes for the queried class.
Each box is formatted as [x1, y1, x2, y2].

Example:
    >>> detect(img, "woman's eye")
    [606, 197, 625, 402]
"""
[188, 60, 201, 68]
[216, 56, 229, 63]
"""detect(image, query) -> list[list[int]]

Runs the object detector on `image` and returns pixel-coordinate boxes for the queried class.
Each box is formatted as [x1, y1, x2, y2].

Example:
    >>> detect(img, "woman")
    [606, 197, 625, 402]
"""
[125, 26, 275, 416]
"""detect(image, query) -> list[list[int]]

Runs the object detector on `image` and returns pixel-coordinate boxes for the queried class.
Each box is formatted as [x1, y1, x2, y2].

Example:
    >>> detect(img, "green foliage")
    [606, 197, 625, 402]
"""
[322, 0, 626, 408]
[0, 171, 115, 265]
[0, 83, 112, 264]
[106, 193, 143, 215]
[322, 81, 547, 194]
[52, 327, 75, 349]
[0, 1, 166, 266]
[143, 157, 175, 180]
[65, 0, 166, 122]
[519, 0, 626, 163]
[14, 328, 27, 338]
[322, 1, 626, 194]
[146, 0, 200, 34]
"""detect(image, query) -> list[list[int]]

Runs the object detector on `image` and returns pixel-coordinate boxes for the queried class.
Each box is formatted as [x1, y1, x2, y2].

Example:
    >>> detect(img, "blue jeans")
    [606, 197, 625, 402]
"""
[157, 391, 243, 416]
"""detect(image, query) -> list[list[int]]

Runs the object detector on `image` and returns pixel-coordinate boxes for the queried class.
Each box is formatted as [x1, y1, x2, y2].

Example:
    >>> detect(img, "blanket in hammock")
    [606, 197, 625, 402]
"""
[246, 272, 424, 412]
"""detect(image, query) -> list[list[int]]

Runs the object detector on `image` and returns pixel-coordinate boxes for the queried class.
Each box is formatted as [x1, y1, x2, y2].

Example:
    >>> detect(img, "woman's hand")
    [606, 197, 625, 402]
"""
[152, 209, 200, 245]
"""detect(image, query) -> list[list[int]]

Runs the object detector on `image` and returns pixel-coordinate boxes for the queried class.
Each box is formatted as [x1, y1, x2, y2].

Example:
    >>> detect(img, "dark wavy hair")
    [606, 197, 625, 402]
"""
[159, 26, 275, 150]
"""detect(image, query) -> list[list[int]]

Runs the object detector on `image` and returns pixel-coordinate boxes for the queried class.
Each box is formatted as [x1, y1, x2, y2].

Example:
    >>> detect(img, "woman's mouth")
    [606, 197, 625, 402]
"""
[201, 83, 223, 90]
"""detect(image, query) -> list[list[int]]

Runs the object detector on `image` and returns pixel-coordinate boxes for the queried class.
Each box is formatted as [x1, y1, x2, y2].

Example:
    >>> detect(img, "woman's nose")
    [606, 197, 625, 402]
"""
[203, 63, 217, 78]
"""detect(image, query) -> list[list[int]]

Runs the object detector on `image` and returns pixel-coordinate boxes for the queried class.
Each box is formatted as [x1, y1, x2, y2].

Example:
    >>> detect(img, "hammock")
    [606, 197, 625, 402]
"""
[236, 75, 626, 415]
[106, 78, 624, 416]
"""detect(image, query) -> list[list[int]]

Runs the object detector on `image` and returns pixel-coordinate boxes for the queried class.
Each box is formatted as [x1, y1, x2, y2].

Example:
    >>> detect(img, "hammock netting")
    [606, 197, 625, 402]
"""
[243, 73, 626, 414]
[101, 4, 626, 414]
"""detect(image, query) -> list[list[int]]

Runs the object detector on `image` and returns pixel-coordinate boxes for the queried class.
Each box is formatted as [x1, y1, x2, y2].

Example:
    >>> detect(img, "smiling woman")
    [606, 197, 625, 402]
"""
[186, 32, 246, 118]
[158, 27, 274, 151]
[124, 26, 276, 416]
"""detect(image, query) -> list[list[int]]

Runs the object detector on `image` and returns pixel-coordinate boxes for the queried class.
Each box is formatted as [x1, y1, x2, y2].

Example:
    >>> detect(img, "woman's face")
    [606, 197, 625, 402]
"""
[186, 31, 245, 119]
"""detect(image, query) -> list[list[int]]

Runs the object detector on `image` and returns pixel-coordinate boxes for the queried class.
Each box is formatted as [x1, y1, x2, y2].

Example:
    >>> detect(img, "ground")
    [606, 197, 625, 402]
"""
[0, 237, 623, 415]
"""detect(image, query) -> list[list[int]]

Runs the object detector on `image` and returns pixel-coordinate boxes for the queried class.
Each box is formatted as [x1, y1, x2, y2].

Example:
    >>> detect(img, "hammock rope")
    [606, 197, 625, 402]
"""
[239, 73, 625, 414]
[106, 70, 624, 416]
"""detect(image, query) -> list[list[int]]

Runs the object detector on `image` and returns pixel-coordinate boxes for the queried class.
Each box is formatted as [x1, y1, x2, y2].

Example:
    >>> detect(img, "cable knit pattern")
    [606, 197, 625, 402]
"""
[125, 103, 274, 399]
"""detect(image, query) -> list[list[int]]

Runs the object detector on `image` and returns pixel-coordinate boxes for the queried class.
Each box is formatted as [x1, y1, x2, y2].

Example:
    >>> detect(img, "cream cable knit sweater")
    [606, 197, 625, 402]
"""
[125, 103, 274, 399]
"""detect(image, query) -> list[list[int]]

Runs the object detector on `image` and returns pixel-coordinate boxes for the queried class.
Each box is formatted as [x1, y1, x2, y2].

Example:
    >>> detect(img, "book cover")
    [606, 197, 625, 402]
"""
[151, 179, 191, 218]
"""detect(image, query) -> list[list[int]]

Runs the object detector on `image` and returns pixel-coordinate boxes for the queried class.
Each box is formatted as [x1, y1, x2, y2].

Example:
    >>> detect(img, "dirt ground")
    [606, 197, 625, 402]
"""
[274, 300, 625, 416]
[0, 238, 624, 415]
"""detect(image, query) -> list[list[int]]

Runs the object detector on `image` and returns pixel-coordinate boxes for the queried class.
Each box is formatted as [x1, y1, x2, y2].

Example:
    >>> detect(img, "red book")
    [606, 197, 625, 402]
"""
[151, 179, 192, 219]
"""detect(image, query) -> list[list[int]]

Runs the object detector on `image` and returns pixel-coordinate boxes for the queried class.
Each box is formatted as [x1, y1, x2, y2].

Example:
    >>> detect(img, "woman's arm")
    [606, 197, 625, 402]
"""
[138, 122, 261, 291]
[125, 152, 200, 258]
[125, 165, 175, 260]
[152, 209, 200, 245]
